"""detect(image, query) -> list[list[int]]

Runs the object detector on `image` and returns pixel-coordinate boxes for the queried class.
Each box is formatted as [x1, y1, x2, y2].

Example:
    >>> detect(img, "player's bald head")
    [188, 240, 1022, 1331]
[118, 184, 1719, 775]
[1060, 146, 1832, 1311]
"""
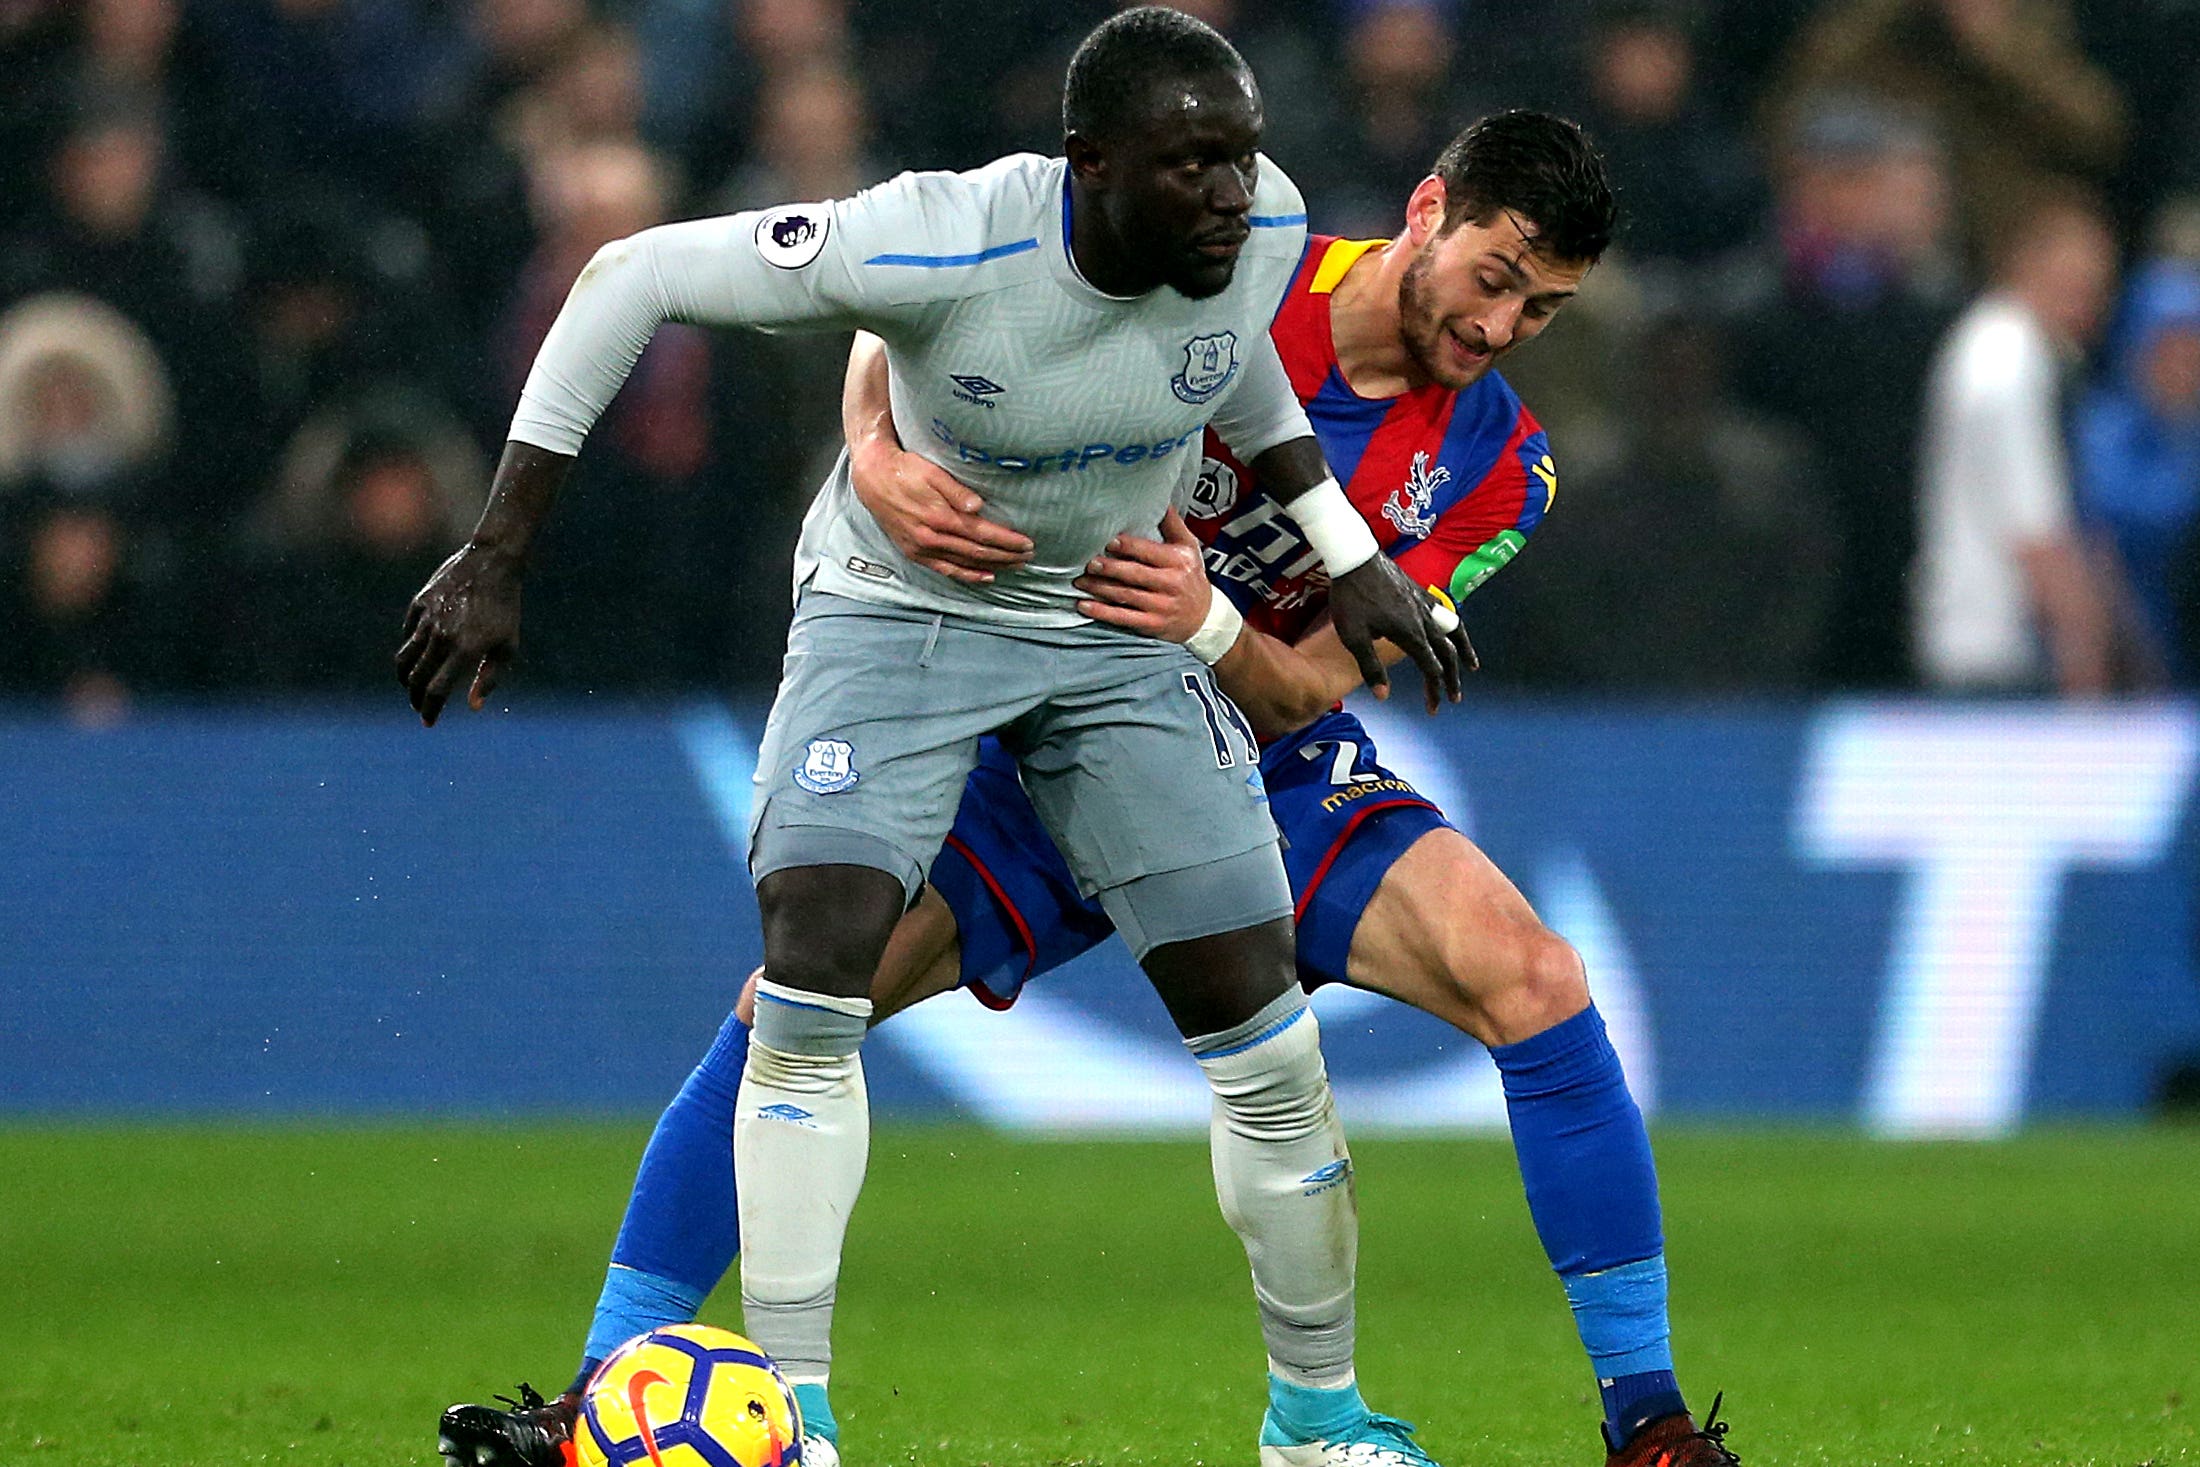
[1062, 6, 1258, 145]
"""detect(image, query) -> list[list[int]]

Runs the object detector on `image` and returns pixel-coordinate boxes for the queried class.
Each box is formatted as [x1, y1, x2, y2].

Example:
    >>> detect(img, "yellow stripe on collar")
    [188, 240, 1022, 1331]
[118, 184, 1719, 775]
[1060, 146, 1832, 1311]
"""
[1309, 238, 1387, 295]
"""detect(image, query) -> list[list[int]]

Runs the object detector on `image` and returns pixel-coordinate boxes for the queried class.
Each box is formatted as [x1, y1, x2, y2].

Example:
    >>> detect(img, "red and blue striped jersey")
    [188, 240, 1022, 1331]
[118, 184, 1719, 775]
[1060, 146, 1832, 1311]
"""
[1187, 235, 1557, 645]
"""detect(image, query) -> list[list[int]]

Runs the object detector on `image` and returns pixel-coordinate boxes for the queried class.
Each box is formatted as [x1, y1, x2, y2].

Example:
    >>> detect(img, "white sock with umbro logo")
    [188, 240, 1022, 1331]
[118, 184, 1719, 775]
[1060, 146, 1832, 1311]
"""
[735, 981, 873, 1382]
[1188, 991, 1358, 1389]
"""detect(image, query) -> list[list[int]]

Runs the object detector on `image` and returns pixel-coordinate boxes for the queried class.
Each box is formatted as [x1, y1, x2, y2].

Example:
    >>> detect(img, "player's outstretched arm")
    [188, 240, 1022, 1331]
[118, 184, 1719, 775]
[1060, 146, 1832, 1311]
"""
[841, 332, 1032, 584]
[401, 193, 919, 723]
[1253, 436, 1473, 713]
[396, 441, 573, 726]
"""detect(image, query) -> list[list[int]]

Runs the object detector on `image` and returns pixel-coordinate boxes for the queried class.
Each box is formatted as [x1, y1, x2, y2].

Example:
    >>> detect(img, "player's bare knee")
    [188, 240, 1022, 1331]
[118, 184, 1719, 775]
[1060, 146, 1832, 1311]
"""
[757, 865, 906, 999]
[1476, 923, 1588, 1046]
[1516, 926, 1589, 1033]
[1145, 917, 1299, 1036]
[761, 929, 893, 999]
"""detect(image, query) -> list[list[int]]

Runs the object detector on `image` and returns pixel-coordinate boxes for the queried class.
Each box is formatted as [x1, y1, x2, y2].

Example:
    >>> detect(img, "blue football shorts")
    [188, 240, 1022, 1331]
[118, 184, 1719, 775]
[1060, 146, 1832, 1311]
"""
[929, 707, 1452, 999]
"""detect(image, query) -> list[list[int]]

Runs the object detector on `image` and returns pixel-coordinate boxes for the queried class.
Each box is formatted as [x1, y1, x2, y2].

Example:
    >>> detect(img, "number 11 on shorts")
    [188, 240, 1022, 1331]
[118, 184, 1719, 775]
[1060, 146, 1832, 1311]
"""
[1181, 670, 1257, 768]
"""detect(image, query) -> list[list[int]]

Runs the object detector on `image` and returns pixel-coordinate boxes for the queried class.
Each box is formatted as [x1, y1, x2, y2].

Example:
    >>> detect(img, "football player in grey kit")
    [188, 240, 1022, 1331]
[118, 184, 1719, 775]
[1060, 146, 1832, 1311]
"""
[403, 9, 1469, 1467]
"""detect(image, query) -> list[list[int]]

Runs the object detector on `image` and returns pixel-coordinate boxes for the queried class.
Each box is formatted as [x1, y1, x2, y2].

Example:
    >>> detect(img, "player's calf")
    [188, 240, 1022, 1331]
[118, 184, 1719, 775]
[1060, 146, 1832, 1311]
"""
[1184, 994, 1440, 1467]
[735, 979, 872, 1382]
[1348, 830, 1691, 1454]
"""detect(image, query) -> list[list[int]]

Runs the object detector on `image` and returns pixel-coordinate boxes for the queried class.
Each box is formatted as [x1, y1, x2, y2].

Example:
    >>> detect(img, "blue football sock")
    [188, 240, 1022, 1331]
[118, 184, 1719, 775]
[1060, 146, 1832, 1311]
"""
[1261, 1374, 1368, 1444]
[794, 1382, 837, 1444]
[1490, 1005, 1683, 1445]
[1597, 1364, 1685, 1448]
[572, 1009, 751, 1389]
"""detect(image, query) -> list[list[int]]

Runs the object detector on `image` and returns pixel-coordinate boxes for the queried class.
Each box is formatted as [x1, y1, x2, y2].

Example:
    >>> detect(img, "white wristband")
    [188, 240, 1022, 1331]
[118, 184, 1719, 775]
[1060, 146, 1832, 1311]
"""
[1289, 477, 1380, 577]
[1186, 590, 1245, 665]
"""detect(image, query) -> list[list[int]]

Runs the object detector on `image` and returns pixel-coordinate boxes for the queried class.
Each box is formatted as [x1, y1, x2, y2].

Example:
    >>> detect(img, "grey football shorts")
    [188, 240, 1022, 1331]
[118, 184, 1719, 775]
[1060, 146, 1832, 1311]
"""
[748, 591, 1290, 958]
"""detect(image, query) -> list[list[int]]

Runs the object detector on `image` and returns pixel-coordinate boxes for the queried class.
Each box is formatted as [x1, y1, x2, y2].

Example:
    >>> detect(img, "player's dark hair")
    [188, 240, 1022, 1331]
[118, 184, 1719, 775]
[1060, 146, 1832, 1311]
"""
[1432, 111, 1617, 263]
[1062, 6, 1254, 143]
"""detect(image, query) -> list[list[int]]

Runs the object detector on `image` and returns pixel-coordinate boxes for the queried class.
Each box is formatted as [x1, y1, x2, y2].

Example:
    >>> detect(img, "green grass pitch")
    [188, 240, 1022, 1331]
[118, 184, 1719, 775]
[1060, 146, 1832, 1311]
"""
[4, 1125, 2195, 1465]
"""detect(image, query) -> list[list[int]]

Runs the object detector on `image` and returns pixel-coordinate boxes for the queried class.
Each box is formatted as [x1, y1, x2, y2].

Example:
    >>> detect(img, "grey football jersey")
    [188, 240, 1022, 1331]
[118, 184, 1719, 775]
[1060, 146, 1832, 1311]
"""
[509, 152, 1314, 626]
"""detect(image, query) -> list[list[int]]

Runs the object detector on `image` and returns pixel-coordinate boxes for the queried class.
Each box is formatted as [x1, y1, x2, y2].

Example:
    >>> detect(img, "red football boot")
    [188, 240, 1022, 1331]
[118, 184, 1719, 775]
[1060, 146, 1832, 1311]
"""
[437, 1382, 580, 1467]
[1604, 1392, 1740, 1467]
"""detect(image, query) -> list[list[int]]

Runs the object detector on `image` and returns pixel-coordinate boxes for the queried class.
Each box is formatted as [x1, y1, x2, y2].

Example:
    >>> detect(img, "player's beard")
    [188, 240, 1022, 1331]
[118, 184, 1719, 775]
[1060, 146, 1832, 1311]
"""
[1167, 251, 1238, 300]
[1398, 247, 1496, 391]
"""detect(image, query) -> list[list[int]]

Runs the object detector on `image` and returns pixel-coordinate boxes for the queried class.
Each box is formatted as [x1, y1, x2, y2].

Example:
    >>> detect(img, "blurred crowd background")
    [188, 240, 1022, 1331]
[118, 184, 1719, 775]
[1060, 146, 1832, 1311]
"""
[4, 0, 2199, 719]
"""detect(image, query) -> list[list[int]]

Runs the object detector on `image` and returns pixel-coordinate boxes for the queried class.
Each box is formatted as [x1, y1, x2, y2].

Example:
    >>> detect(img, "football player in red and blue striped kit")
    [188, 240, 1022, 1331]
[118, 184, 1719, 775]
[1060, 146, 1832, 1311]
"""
[1190, 230, 1555, 660]
[902, 115, 1734, 1467]
[445, 112, 1739, 1467]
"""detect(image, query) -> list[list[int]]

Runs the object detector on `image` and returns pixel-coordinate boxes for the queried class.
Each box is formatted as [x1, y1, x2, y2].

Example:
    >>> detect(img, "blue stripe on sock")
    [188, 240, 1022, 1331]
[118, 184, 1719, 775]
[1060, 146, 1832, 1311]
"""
[581, 1266, 707, 1367]
[1562, 1256, 1674, 1376]
[1199, 1005, 1307, 1059]
[755, 987, 847, 1012]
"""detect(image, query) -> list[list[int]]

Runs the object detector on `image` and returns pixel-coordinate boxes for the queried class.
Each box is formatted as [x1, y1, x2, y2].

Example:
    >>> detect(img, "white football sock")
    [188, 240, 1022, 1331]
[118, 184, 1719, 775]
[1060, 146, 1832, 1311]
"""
[735, 980, 873, 1383]
[1189, 991, 1358, 1389]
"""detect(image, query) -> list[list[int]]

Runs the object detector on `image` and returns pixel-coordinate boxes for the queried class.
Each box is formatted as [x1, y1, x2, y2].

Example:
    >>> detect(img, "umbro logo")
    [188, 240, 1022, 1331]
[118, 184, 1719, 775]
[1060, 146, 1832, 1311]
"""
[1299, 1158, 1353, 1195]
[756, 1102, 818, 1127]
[950, 373, 1005, 408]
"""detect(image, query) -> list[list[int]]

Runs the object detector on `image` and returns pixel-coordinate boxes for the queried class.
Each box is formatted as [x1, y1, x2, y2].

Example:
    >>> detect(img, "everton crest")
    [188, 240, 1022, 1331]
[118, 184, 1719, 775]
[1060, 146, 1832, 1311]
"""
[794, 737, 859, 794]
[1172, 330, 1240, 404]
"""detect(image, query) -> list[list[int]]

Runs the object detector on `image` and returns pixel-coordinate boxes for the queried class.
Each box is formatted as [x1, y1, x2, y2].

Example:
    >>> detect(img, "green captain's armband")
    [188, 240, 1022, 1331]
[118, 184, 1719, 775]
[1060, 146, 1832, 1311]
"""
[1446, 529, 1528, 603]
